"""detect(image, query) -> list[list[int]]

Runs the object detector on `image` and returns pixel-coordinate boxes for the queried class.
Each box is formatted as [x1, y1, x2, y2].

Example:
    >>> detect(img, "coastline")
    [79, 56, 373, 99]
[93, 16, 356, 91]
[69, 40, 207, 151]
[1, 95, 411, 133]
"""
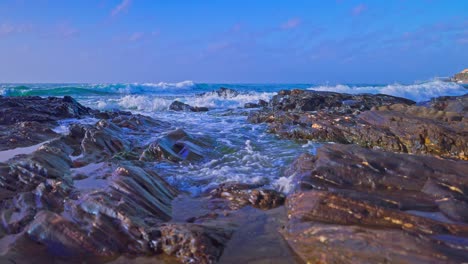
[0, 88, 467, 263]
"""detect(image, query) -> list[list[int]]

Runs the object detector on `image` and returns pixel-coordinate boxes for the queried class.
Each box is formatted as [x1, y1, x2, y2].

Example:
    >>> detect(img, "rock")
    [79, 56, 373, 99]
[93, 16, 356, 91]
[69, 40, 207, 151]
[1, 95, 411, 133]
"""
[249, 92, 467, 159]
[209, 182, 285, 210]
[140, 129, 210, 162]
[198, 87, 240, 98]
[169, 100, 209, 112]
[288, 144, 468, 222]
[243, 99, 268, 109]
[0, 121, 58, 151]
[282, 144, 468, 263]
[451, 68, 468, 84]
[0, 96, 92, 125]
[269, 89, 415, 112]
[244, 102, 260, 108]
[427, 94, 468, 115]
[155, 223, 231, 264]
[282, 220, 468, 264]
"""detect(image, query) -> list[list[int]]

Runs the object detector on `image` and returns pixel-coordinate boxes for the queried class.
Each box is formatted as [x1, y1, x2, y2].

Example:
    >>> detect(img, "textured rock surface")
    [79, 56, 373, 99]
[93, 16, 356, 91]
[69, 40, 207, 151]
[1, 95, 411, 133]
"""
[140, 129, 211, 162]
[208, 182, 285, 210]
[282, 144, 468, 263]
[0, 97, 235, 263]
[0, 96, 93, 125]
[249, 90, 467, 159]
[169, 100, 209, 112]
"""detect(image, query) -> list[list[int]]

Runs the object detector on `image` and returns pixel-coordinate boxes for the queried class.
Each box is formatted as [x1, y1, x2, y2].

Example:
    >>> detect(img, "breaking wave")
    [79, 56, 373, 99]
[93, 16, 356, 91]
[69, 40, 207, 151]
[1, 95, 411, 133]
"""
[308, 80, 467, 102]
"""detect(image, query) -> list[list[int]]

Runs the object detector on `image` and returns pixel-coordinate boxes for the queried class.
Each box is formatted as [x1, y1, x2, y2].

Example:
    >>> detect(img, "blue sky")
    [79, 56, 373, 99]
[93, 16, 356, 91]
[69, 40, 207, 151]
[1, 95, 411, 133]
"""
[0, 0, 467, 83]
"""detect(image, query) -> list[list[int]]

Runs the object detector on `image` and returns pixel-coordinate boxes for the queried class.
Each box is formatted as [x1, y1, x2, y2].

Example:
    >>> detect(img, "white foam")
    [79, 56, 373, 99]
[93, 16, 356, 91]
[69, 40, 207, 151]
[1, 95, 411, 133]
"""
[141, 80, 195, 89]
[189, 92, 275, 108]
[308, 80, 467, 102]
[96, 95, 172, 112]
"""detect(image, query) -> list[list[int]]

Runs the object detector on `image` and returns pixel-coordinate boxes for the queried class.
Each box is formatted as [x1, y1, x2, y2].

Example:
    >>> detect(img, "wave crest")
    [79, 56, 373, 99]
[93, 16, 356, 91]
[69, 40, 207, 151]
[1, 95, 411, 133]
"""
[308, 80, 467, 102]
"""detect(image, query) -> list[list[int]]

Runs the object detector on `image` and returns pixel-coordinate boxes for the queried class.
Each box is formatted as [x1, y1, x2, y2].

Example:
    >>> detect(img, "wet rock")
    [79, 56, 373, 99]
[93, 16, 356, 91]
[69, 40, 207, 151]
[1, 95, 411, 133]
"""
[169, 100, 209, 112]
[269, 89, 414, 112]
[70, 120, 130, 164]
[244, 102, 260, 108]
[140, 129, 210, 162]
[155, 223, 231, 264]
[282, 221, 468, 264]
[282, 144, 468, 263]
[209, 182, 285, 210]
[0, 96, 92, 125]
[0, 121, 58, 151]
[26, 210, 118, 258]
[198, 87, 240, 98]
[427, 94, 468, 114]
[244, 100, 268, 109]
[250, 92, 467, 159]
[289, 144, 468, 222]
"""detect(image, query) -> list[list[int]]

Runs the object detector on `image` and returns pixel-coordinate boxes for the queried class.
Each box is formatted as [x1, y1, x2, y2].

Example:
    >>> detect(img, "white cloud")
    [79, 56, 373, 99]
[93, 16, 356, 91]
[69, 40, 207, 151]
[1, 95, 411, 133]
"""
[352, 4, 367, 16]
[129, 31, 144, 41]
[0, 23, 32, 37]
[280, 18, 302, 30]
[111, 0, 132, 17]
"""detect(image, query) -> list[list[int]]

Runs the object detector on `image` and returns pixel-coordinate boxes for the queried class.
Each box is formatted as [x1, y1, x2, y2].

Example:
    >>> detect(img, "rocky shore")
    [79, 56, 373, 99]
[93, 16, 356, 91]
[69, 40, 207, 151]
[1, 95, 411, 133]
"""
[0, 89, 467, 263]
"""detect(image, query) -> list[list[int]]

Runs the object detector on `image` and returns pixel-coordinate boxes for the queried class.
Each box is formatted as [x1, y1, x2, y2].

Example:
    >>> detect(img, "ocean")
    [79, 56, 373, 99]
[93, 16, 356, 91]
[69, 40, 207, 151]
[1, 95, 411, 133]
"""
[1, 80, 467, 195]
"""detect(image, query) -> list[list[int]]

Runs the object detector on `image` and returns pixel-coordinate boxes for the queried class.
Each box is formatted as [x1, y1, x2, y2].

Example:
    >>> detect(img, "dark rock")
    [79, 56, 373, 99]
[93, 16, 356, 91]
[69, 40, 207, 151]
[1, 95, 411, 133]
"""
[0, 121, 58, 151]
[282, 144, 468, 263]
[155, 223, 231, 264]
[289, 144, 468, 222]
[249, 92, 467, 159]
[140, 129, 210, 162]
[244, 102, 260, 108]
[427, 94, 468, 114]
[258, 99, 268, 107]
[269, 89, 415, 112]
[0, 96, 92, 125]
[169, 100, 209, 112]
[209, 182, 285, 210]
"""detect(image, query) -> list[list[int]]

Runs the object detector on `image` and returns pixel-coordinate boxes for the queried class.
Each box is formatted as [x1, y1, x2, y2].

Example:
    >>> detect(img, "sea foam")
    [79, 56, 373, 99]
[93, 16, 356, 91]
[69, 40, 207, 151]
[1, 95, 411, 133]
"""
[308, 80, 467, 102]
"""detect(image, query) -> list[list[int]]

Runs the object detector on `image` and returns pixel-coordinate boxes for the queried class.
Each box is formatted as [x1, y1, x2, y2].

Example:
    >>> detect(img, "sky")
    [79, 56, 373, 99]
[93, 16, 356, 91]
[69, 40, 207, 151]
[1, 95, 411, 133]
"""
[0, 0, 467, 84]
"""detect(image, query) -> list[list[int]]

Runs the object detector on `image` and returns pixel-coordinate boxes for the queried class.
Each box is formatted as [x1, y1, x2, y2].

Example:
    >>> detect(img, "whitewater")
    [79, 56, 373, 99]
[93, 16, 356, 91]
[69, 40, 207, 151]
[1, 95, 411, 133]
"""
[1, 80, 466, 194]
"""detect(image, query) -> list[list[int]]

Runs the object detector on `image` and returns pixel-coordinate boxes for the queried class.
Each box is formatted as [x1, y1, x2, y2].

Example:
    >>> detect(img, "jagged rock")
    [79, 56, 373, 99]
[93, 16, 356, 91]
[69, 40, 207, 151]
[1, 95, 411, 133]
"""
[282, 144, 468, 263]
[288, 144, 468, 222]
[154, 223, 232, 264]
[169, 100, 209, 112]
[249, 92, 467, 159]
[451, 68, 468, 84]
[209, 182, 285, 210]
[244, 102, 260, 108]
[269, 89, 415, 112]
[244, 100, 268, 109]
[140, 129, 210, 162]
[428, 94, 468, 115]
[0, 121, 58, 151]
[0, 96, 92, 125]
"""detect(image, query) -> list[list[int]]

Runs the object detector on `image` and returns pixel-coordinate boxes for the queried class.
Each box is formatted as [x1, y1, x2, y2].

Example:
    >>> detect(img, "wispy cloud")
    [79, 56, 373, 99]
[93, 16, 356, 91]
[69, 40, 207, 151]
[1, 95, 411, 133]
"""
[111, 0, 132, 17]
[0, 23, 32, 37]
[129, 31, 144, 41]
[56, 23, 79, 39]
[280, 18, 302, 30]
[352, 4, 367, 16]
